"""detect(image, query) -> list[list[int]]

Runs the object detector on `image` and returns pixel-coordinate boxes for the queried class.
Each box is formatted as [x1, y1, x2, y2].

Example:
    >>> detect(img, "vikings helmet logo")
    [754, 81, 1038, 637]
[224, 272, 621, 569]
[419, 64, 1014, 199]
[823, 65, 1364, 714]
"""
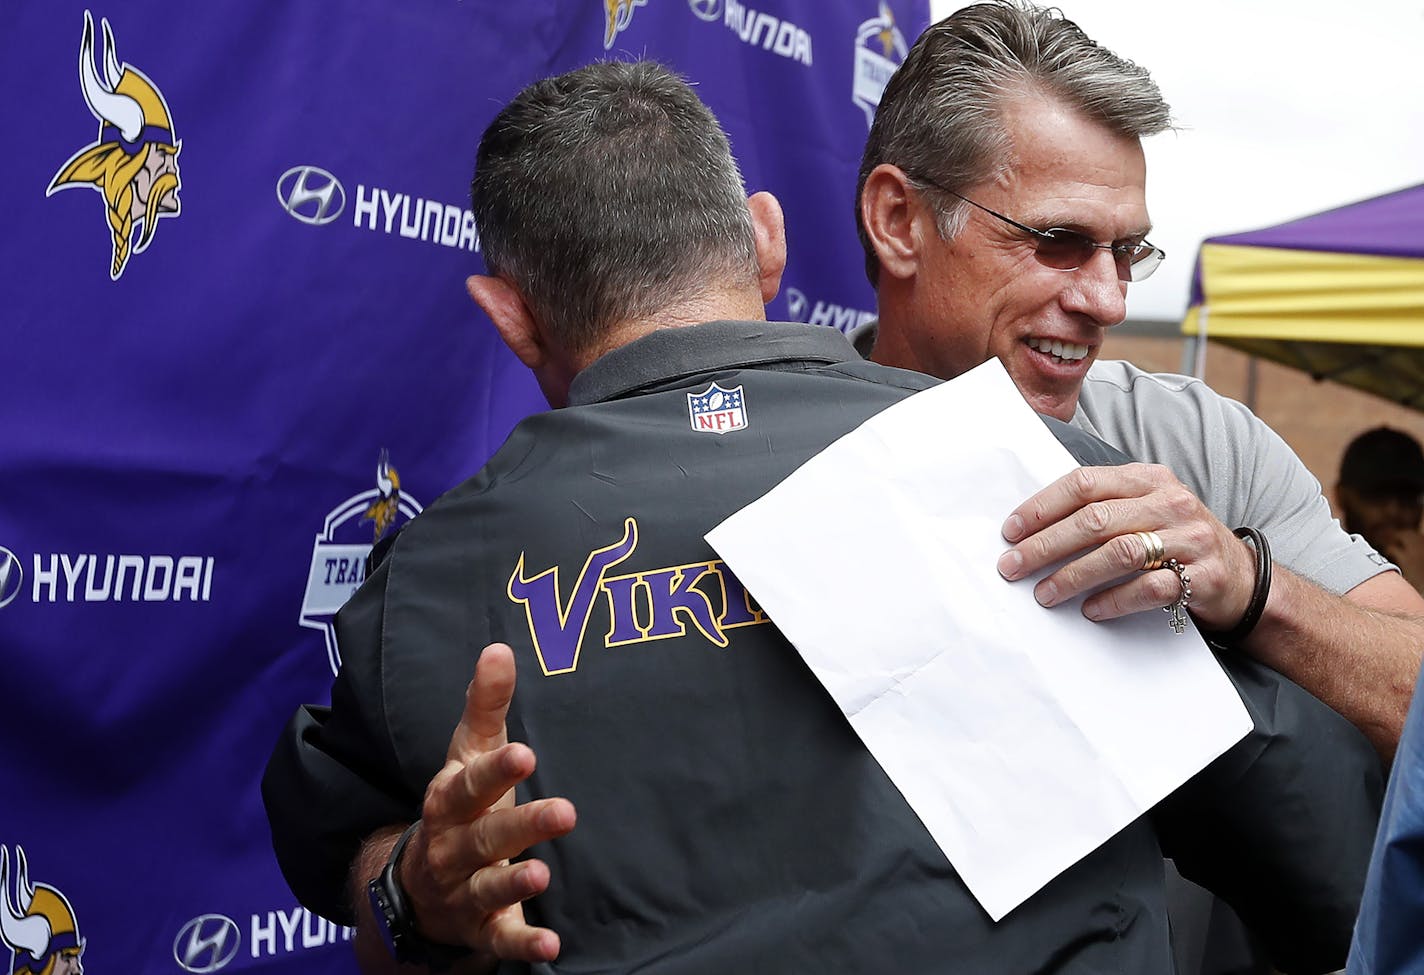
[603, 0, 648, 49]
[361, 449, 403, 543]
[0, 847, 85, 975]
[47, 11, 183, 281]
[852, 1, 909, 128]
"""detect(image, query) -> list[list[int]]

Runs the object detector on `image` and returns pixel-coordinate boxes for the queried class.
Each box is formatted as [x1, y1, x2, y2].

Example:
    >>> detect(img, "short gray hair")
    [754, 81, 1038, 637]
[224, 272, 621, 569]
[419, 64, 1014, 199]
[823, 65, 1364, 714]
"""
[471, 61, 758, 355]
[856, 0, 1172, 284]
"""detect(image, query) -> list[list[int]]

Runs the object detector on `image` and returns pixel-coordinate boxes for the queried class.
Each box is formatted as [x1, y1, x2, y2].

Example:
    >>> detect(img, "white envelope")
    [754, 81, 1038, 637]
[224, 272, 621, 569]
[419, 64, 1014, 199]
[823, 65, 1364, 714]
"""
[705, 358, 1251, 921]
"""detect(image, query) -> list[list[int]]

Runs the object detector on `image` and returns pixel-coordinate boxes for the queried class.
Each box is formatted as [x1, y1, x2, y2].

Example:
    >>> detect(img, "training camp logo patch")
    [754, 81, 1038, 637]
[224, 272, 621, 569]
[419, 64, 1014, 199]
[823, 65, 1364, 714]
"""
[299, 450, 422, 674]
[1, 847, 86, 975]
[852, 1, 909, 127]
[47, 11, 183, 281]
[687, 382, 748, 435]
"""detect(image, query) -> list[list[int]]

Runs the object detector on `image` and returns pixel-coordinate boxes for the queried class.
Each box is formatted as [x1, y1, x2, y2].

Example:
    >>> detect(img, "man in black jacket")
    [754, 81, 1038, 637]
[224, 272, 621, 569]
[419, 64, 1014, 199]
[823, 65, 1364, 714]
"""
[263, 60, 1380, 974]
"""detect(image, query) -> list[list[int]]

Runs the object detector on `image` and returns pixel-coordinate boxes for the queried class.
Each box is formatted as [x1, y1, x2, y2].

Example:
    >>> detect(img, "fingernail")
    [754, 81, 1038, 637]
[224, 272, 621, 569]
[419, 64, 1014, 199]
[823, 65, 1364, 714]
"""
[517, 863, 541, 895]
[997, 549, 1023, 580]
[1003, 514, 1025, 542]
[1035, 580, 1058, 607]
[1083, 601, 1102, 621]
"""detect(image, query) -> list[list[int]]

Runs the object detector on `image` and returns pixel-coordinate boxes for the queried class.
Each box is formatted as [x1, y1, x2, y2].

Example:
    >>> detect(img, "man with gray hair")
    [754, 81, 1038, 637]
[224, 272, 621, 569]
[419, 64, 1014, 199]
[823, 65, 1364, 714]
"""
[855, 1, 1422, 758]
[264, 58, 1379, 975]
[853, 2, 1424, 971]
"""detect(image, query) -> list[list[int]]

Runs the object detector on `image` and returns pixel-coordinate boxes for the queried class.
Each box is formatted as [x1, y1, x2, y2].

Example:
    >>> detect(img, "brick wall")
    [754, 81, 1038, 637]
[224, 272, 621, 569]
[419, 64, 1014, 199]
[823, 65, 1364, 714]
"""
[1102, 334, 1424, 520]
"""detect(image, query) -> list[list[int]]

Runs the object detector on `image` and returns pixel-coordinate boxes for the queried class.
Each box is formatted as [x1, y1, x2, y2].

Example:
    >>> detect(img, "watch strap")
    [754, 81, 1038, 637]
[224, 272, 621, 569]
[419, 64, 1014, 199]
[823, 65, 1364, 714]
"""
[367, 821, 470, 971]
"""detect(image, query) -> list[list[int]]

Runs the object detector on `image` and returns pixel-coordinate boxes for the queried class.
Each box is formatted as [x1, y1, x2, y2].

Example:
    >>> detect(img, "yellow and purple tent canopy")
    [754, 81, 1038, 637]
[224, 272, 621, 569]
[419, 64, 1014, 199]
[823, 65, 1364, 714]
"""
[1182, 183, 1424, 408]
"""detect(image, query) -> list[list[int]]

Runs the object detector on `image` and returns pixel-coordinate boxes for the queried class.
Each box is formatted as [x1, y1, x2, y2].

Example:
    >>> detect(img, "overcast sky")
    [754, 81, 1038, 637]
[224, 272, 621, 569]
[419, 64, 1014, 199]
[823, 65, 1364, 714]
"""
[926, 0, 1424, 322]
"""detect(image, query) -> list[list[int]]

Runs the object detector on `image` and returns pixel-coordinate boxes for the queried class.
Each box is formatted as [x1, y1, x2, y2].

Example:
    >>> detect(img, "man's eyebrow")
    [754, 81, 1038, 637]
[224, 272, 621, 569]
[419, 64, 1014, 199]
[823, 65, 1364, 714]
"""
[1033, 215, 1153, 242]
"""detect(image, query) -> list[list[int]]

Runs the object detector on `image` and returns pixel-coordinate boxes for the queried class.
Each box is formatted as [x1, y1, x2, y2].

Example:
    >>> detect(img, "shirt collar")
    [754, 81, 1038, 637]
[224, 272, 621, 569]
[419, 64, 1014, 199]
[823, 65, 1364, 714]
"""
[567, 320, 860, 406]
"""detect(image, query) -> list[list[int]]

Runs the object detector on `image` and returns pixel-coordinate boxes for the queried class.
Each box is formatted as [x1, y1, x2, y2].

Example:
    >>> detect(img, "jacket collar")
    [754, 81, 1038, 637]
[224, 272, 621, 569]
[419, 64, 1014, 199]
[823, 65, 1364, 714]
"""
[568, 320, 859, 406]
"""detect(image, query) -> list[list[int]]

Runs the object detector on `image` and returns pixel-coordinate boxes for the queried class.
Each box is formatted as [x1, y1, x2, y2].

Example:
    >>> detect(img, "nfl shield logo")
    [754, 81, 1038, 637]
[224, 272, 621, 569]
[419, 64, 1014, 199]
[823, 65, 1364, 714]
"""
[687, 382, 748, 435]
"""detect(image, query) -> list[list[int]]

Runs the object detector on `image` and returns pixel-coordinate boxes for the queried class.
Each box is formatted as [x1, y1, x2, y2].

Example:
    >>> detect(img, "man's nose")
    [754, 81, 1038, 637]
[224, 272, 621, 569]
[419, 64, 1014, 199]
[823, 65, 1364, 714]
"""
[1060, 248, 1128, 327]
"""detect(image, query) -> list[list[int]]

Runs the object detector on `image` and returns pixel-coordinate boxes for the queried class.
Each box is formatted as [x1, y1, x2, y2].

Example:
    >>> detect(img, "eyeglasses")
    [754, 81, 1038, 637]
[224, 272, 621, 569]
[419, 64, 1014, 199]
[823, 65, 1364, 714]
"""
[911, 175, 1166, 283]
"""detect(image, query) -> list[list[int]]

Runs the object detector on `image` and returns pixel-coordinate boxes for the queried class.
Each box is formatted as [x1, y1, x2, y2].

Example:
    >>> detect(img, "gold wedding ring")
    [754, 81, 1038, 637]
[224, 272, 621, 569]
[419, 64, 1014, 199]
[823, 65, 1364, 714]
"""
[1135, 530, 1166, 572]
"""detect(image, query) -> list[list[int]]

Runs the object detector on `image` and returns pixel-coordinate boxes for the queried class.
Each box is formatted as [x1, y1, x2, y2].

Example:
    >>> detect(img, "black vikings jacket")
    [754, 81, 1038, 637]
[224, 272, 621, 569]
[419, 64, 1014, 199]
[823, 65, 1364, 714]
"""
[264, 321, 1381, 974]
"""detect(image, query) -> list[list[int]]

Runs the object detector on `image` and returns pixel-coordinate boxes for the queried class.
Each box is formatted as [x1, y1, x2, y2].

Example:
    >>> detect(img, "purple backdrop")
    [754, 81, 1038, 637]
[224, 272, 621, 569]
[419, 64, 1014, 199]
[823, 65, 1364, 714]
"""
[0, 1, 929, 972]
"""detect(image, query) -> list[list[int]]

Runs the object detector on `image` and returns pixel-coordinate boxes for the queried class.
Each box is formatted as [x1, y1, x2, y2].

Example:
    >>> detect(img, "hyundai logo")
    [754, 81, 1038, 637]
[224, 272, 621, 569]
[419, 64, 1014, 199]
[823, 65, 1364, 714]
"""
[276, 165, 346, 226]
[784, 287, 809, 323]
[0, 547, 21, 609]
[173, 914, 240, 973]
[688, 0, 722, 22]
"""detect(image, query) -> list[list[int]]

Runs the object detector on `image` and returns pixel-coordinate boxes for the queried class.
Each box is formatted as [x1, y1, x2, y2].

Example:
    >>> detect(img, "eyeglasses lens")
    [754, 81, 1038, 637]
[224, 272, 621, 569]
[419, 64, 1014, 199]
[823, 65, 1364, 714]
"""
[1033, 230, 1094, 272]
[1033, 230, 1161, 283]
[1127, 247, 1163, 283]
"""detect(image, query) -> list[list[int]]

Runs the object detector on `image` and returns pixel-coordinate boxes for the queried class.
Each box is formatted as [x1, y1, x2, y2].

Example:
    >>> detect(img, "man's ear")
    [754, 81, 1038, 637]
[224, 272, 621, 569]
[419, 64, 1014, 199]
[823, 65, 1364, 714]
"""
[860, 164, 927, 281]
[466, 274, 545, 369]
[747, 191, 786, 305]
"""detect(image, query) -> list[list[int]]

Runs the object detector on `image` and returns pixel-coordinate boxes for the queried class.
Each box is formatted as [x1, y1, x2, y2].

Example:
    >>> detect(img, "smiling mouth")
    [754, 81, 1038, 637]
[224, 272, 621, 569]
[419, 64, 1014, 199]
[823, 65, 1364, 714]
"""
[1027, 337, 1090, 362]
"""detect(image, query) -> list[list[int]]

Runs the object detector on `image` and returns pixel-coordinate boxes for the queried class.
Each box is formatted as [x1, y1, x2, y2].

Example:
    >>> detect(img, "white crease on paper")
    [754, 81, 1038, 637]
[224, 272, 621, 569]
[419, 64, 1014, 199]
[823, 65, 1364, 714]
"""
[705, 359, 1252, 921]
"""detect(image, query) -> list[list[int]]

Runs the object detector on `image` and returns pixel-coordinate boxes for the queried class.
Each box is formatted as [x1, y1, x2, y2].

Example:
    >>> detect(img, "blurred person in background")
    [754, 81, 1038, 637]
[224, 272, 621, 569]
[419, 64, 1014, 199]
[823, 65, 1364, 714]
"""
[1337, 426, 1424, 591]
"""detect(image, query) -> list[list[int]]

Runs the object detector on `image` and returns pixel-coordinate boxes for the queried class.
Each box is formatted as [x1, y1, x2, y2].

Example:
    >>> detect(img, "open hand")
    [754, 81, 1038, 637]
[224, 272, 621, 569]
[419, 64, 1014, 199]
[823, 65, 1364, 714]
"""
[398, 643, 576, 965]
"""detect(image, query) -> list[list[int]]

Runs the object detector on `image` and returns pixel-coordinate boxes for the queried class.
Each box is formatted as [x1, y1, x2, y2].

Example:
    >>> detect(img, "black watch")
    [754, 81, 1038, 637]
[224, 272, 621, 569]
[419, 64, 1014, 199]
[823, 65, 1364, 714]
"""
[367, 822, 470, 971]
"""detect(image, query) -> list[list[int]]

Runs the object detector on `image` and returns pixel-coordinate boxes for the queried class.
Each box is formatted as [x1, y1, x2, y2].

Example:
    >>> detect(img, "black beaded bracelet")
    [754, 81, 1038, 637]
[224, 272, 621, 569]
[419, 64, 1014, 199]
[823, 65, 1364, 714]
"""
[1201, 527, 1272, 647]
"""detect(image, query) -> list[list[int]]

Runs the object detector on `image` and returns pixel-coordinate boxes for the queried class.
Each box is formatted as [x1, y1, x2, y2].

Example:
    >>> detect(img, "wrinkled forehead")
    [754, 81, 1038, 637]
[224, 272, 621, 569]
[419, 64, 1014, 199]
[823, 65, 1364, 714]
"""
[987, 96, 1150, 233]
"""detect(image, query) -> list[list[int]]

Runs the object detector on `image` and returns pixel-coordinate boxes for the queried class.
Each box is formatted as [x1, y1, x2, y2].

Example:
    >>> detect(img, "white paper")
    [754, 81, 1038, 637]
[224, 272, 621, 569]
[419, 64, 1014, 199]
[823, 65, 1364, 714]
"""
[704, 359, 1252, 921]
